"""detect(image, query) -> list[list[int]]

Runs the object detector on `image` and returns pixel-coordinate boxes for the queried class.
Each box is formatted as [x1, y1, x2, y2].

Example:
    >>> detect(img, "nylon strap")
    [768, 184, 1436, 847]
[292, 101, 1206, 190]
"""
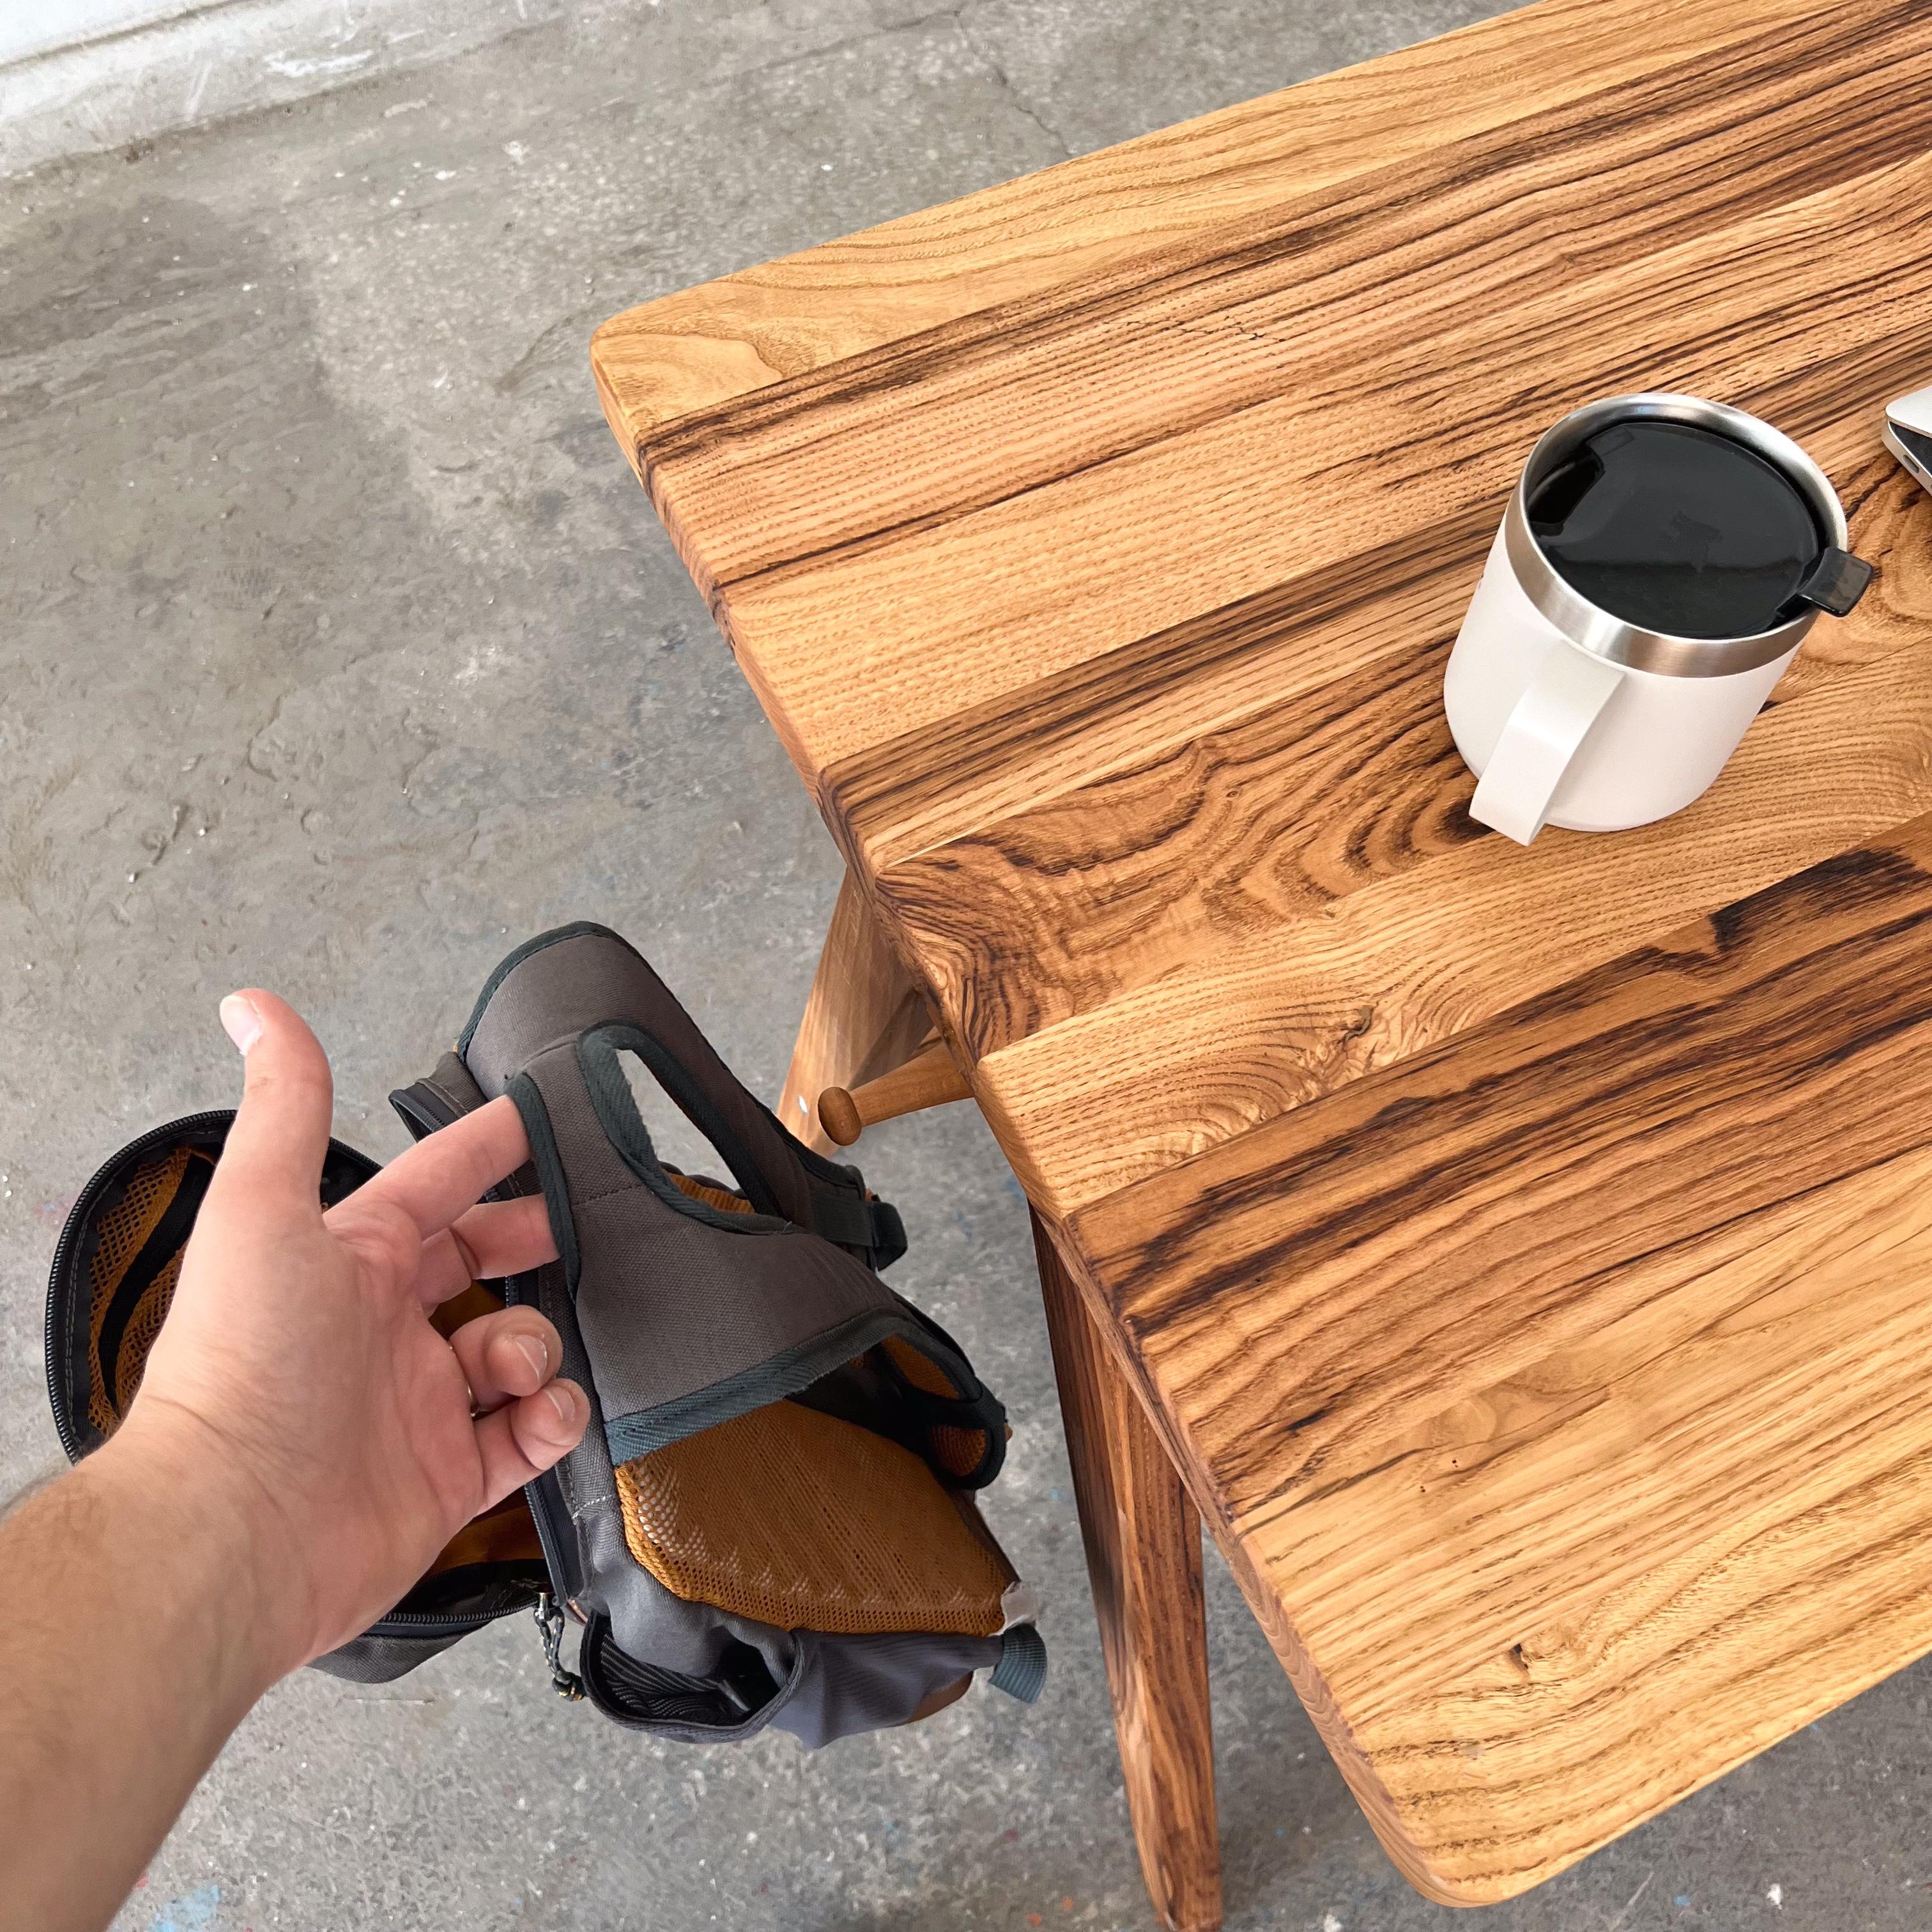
[989, 1625, 1048, 1703]
[806, 1175, 907, 1269]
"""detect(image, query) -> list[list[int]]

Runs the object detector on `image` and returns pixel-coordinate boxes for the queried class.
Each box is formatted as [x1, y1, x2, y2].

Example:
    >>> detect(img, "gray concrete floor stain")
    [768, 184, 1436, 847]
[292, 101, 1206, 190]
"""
[1, 3, 1926, 1928]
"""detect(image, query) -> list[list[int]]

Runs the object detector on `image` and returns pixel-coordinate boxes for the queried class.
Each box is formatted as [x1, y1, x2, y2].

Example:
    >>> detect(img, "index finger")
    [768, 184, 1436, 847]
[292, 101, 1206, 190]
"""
[327, 1094, 530, 1243]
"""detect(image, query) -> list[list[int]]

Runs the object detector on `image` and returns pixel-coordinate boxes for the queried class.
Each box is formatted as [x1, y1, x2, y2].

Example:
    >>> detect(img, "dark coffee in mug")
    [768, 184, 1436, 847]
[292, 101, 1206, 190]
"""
[1524, 418, 1826, 640]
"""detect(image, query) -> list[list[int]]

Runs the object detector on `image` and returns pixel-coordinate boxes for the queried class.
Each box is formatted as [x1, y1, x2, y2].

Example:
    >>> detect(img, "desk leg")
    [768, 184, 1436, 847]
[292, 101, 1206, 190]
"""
[779, 870, 931, 1152]
[783, 878, 1222, 1929]
[1032, 1213, 1223, 1932]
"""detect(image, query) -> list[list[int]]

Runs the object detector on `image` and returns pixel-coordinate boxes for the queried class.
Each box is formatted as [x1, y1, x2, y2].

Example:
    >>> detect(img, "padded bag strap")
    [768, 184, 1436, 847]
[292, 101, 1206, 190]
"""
[449, 924, 999, 1472]
[394, 1045, 978, 1481]
[461, 923, 900, 1267]
[390, 1049, 491, 1139]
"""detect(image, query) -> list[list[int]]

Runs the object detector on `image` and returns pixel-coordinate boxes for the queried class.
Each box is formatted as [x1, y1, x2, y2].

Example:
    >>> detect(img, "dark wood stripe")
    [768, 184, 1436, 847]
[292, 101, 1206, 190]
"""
[645, 0, 1925, 467]
[877, 626, 1483, 1062]
[837, 389, 1924, 1064]
[827, 502, 1494, 859]
[598, 4, 1932, 1903]
[640, 2, 1932, 593]
[722, 172, 1931, 849]
[1073, 826, 1932, 1513]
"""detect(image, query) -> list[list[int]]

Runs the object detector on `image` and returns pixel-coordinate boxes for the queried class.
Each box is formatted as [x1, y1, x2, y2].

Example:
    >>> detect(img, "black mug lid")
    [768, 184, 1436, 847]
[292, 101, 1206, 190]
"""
[1524, 416, 1866, 639]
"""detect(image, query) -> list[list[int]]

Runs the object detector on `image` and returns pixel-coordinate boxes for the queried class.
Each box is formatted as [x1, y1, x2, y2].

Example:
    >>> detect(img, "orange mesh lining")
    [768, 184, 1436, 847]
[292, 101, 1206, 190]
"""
[667, 1170, 755, 1216]
[880, 1335, 958, 1397]
[664, 1170, 994, 1515]
[614, 1399, 1013, 1636]
[666, 1181, 999, 1474]
[85, 1147, 214, 1434]
[928, 1424, 992, 1481]
[109, 1248, 187, 1422]
[669, 1178, 995, 1480]
[880, 1335, 993, 1482]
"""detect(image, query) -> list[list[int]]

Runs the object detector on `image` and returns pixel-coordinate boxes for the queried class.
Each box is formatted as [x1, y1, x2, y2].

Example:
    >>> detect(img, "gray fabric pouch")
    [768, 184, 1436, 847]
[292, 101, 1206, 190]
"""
[389, 922, 1046, 1745]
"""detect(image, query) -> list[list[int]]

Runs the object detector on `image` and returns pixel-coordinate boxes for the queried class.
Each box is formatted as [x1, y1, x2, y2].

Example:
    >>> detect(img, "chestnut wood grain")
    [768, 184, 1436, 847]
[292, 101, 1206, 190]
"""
[776, 870, 931, 1152]
[1075, 824, 1932, 1895]
[595, 0, 1932, 1905]
[1034, 1213, 1220, 1932]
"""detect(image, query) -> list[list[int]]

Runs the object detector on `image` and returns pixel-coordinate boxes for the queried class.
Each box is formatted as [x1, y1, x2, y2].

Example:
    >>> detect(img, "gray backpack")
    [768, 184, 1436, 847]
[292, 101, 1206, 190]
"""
[385, 922, 1046, 1742]
[47, 922, 1045, 1744]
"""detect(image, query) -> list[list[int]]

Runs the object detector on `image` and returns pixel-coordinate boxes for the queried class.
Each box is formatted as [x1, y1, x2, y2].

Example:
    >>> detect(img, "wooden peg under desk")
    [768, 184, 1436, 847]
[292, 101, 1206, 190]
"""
[818, 1037, 972, 1146]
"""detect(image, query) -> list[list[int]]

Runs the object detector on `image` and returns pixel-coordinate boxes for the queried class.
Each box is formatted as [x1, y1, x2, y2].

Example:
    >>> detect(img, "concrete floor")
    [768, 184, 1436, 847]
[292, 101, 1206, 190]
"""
[3, 3, 1929, 1928]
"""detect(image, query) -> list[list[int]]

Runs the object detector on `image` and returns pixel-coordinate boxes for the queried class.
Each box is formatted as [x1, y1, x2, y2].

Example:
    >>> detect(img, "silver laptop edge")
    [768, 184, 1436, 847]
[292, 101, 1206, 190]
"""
[1887, 384, 1932, 491]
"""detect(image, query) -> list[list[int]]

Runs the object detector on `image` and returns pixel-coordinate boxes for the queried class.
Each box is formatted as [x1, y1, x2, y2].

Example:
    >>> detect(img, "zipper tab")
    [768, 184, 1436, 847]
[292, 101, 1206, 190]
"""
[535, 1593, 586, 1702]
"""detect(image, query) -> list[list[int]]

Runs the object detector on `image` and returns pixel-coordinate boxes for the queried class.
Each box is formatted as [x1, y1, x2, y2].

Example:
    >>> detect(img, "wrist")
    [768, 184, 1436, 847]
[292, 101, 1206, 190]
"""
[87, 1405, 312, 1703]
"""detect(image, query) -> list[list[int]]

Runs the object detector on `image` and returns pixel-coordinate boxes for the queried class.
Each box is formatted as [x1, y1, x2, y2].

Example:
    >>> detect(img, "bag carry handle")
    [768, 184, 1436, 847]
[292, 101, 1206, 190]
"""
[1468, 642, 1623, 847]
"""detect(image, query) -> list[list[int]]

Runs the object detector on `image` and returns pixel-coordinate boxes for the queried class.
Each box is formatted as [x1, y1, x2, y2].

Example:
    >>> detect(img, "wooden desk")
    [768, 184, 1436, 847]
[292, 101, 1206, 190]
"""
[591, 0, 1932, 1917]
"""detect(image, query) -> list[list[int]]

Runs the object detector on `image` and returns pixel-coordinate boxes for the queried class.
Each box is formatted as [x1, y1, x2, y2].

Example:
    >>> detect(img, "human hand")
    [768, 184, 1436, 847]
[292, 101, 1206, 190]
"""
[107, 988, 585, 1680]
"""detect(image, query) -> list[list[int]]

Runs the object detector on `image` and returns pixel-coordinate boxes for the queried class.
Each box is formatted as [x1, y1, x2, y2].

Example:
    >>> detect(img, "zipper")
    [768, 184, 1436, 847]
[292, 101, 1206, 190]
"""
[367, 1602, 528, 1637]
[521, 1468, 576, 1595]
[533, 1593, 586, 1700]
[496, 1263, 583, 1610]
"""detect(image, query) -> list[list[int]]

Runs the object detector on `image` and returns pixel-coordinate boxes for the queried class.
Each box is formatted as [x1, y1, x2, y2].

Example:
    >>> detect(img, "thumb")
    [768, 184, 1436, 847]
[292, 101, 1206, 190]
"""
[206, 989, 334, 1213]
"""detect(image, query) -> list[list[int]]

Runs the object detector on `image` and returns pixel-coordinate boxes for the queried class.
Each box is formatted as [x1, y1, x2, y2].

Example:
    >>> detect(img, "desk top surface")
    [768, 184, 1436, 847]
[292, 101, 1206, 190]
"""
[592, 0, 1932, 1900]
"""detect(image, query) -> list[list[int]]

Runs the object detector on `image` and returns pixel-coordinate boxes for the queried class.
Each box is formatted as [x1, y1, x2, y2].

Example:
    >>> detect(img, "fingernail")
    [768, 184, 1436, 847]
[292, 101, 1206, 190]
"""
[219, 993, 263, 1054]
[545, 1382, 582, 1432]
[515, 1335, 548, 1381]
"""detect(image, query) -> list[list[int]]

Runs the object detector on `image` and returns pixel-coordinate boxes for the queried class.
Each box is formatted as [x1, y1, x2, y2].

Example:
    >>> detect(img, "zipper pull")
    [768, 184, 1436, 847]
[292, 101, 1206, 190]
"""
[533, 1593, 586, 1703]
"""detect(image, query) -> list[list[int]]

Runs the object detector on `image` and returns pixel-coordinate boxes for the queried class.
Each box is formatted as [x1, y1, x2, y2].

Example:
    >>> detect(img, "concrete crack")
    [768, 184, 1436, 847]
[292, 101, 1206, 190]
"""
[141, 801, 190, 869]
[717, 8, 967, 90]
[718, 0, 1074, 164]
[397, 712, 443, 797]
[1604, 1872, 1655, 1932]
[953, 5, 1074, 160]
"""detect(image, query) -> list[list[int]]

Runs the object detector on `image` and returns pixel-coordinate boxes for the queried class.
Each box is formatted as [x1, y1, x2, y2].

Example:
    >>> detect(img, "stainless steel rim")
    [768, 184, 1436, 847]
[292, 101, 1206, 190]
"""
[1503, 393, 1848, 678]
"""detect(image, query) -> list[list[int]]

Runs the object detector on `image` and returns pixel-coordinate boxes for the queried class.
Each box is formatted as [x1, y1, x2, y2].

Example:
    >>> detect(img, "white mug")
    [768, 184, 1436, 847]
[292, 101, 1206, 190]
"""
[1443, 395, 1871, 845]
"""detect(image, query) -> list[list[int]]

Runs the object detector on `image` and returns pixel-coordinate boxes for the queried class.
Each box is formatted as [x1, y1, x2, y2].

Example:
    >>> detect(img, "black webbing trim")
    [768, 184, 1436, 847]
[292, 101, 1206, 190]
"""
[577, 1027, 791, 1236]
[602, 1305, 924, 1462]
[867, 1198, 908, 1270]
[389, 1080, 456, 1142]
[802, 1170, 907, 1269]
[806, 1184, 875, 1250]
[597, 1021, 784, 1219]
[507, 1073, 581, 1293]
[456, 921, 624, 1055]
[876, 1356, 1007, 1489]
[990, 1625, 1047, 1703]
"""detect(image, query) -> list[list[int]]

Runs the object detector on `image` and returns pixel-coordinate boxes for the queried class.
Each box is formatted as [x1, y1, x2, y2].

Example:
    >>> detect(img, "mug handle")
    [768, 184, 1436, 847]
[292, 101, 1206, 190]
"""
[1468, 645, 1624, 845]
